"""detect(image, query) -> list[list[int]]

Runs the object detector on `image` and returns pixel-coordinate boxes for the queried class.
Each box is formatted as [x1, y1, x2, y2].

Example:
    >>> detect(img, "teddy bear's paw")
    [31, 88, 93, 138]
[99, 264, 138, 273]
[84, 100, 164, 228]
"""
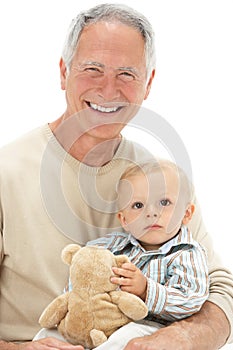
[90, 329, 107, 347]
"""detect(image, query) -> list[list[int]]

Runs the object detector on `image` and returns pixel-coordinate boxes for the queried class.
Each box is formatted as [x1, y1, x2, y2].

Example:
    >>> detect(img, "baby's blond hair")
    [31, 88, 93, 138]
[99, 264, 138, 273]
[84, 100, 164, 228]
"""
[117, 159, 194, 209]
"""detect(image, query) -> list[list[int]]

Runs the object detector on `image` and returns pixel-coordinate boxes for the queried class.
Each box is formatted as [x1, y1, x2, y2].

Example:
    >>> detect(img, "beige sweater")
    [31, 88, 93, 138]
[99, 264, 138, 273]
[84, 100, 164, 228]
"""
[0, 124, 233, 342]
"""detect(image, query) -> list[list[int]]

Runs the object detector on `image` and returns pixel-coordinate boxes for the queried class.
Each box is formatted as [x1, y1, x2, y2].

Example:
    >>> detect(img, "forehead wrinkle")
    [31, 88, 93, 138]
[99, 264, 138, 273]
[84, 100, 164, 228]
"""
[80, 61, 105, 68]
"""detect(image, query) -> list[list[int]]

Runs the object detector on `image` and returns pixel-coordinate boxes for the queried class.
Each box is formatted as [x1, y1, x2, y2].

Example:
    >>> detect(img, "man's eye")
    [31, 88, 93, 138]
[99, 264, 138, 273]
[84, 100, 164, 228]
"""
[118, 72, 135, 81]
[85, 67, 102, 74]
[160, 199, 171, 207]
[132, 202, 144, 209]
[85, 67, 99, 71]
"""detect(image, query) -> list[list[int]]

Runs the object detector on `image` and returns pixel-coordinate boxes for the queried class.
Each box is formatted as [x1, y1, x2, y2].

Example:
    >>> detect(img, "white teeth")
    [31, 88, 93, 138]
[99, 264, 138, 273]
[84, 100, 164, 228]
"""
[90, 103, 119, 113]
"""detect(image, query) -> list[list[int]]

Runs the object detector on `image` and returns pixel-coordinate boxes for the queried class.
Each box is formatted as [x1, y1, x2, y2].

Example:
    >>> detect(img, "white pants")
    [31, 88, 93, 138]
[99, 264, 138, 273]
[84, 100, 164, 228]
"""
[34, 320, 164, 350]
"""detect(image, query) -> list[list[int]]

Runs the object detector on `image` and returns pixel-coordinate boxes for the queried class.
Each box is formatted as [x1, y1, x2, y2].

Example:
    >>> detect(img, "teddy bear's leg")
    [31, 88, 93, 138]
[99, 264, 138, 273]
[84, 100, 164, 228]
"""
[90, 329, 107, 347]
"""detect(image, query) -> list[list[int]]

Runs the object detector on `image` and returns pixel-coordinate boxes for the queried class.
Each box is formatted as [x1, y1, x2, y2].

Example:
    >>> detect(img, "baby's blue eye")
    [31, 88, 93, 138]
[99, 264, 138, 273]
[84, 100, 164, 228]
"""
[132, 202, 144, 209]
[160, 199, 171, 206]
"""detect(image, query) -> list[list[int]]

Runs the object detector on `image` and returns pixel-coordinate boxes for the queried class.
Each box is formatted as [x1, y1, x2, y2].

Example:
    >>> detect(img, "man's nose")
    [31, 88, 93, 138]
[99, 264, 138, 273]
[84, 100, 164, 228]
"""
[97, 73, 121, 101]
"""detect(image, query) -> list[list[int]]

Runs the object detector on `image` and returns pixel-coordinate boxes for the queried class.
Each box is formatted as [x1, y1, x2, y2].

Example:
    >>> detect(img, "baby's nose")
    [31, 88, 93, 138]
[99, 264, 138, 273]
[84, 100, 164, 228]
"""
[146, 206, 159, 218]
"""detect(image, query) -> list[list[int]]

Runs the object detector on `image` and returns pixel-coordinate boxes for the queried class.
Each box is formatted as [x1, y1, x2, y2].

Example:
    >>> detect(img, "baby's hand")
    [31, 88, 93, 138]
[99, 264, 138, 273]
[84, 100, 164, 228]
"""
[111, 262, 147, 300]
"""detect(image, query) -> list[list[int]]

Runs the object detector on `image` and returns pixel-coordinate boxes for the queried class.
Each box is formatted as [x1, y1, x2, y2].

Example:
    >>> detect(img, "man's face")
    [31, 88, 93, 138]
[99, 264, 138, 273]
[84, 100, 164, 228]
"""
[60, 21, 154, 140]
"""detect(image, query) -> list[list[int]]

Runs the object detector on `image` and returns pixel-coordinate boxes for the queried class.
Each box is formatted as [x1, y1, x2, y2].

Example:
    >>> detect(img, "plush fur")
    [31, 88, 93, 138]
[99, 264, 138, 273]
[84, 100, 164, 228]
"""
[39, 244, 148, 348]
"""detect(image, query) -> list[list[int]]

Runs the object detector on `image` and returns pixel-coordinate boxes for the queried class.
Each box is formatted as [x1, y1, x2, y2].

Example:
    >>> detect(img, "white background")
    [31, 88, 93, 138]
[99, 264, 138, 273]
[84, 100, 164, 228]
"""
[0, 2, 232, 344]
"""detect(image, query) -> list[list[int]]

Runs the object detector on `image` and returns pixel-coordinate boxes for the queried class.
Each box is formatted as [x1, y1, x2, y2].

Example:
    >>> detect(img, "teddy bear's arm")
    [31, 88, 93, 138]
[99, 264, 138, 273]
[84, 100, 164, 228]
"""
[110, 290, 148, 321]
[39, 293, 69, 328]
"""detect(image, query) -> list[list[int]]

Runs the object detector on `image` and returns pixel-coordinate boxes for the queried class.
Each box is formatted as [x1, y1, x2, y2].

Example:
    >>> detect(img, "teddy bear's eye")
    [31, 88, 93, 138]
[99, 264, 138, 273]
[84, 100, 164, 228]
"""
[132, 202, 144, 209]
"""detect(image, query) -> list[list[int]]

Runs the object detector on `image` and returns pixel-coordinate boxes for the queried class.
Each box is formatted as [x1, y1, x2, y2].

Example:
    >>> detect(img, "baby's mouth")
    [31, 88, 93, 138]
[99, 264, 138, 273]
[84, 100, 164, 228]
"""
[145, 224, 162, 230]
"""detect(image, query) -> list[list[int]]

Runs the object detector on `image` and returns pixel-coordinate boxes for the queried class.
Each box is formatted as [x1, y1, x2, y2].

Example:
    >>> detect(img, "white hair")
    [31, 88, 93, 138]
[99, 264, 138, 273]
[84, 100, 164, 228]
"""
[62, 3, 156, 78]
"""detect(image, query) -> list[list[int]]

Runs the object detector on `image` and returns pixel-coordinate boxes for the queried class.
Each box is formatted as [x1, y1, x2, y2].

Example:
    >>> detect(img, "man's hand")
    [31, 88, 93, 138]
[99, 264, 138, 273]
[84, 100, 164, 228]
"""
[111, 262, 147, 300]
[123, 301, 230, 350]
[123, 324, 193, 350]
[0, 338, 84, 350]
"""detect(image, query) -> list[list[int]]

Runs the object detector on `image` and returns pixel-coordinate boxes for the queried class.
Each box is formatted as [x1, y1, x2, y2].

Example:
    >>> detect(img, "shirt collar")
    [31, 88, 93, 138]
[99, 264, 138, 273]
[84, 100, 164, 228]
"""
[157, 225, 197, 254]
[127, 225, 197, 255]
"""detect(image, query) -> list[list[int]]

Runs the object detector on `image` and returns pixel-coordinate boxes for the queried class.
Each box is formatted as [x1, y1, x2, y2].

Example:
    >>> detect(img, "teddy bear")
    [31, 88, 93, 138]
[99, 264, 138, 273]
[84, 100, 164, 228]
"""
[39, 244, 148, 348]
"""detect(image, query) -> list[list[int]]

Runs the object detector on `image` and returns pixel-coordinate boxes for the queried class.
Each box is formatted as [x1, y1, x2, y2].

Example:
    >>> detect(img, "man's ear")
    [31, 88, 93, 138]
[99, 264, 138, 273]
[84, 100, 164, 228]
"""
[59, 57, 67, 90]
[144, 69, 155, 100]
[182, 203, 195, 225]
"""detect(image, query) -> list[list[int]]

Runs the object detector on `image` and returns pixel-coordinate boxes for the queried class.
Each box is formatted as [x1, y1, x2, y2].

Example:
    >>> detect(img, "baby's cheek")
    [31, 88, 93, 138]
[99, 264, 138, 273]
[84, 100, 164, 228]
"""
[165, 207, 185, 233]
[126, 220, 145, 239]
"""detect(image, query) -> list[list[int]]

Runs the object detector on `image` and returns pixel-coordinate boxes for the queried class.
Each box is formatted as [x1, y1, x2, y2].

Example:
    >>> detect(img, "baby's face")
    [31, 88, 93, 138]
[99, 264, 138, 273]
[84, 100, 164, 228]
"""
[118, 167, 190, 249]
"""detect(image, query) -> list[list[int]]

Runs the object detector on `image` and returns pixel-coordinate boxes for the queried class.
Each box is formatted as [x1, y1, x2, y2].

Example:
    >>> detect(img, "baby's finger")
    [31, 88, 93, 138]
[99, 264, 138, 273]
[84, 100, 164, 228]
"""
[111, 276, 130, 286]
[121, 262, 137, 271]
[112, 267, 133, 278]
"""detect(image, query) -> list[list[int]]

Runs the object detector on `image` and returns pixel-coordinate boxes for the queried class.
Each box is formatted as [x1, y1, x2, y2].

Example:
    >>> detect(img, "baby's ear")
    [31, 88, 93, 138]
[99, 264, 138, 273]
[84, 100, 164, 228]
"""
[117, 212, 128, 230]
[182, 203, 195, 225]
[115, 255, 130, 268]
[61, 244, 81, 265]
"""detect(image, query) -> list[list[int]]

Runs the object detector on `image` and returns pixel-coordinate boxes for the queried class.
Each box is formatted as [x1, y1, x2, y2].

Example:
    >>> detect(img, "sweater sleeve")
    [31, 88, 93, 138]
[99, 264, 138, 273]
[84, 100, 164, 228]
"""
[0, 231, 2, 264]
[0, 196, 3, 264]
[145, 245, 209, 322]
[189, 197, 233, 343]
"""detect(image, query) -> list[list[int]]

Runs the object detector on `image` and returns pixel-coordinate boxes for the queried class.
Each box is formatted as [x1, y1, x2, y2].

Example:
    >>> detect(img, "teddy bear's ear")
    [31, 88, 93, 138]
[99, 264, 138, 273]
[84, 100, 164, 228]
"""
[115, 255, 130, 267]
[61, 244, 81, 265]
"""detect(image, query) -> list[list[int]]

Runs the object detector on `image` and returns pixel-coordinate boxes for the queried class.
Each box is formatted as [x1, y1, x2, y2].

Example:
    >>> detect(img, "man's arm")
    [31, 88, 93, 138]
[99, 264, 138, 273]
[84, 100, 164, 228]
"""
[124, 301, 230, 350]
[0, 341, 16, 350]
[0, 338, 84, 350]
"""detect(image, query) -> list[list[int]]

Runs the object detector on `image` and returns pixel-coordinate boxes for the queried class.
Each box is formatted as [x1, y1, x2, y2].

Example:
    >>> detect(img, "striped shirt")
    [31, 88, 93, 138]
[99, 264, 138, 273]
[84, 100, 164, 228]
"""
[86, 225, 209, 324]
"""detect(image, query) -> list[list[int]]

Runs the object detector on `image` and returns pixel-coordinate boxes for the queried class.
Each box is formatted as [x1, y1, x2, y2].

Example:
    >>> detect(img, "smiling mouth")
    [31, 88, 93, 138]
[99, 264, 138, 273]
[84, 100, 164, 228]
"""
[87, 102, 124, 113]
